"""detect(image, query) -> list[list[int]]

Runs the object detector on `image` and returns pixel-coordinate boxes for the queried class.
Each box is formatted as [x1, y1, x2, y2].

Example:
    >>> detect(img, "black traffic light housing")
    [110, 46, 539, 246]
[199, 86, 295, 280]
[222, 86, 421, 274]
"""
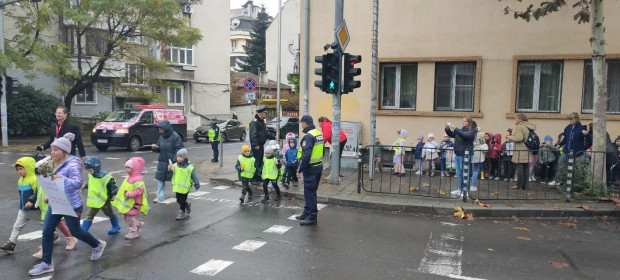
[343, 53, 361, 93]
[314, 53, 340, 94]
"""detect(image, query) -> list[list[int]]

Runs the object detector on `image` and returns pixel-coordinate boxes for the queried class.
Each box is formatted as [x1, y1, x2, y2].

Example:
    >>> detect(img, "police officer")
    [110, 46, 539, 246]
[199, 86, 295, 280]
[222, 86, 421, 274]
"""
[295, 115, 323, 226]
[208, 117, 221, 163]
[249, 105, 275, 184]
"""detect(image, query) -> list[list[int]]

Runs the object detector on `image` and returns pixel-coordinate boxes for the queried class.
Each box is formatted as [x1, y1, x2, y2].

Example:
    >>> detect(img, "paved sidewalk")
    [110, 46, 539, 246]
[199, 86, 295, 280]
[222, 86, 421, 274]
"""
[200, 160, 620, 218]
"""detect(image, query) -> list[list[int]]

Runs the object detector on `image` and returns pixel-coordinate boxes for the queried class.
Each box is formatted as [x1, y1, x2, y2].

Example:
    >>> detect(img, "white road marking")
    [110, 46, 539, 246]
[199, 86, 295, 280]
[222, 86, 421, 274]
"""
[31, 276, 52, 280]
[317, 203, 327, 211]
[232, 240, 267, 252]
[264, 225, 292, 234]
[212, 186, 230, 190]
[190, 259, 234, 276]
[189, 191, 210, 197]
[109, 170, 125, 175]
[418, 222, 467, 278]
[160, 198, 177, 204]
[440, 222, 460, 227]
[104, 157, 121, 160]
[288, 215, 298, 220]
[199, 182, 209, 186]
[0, 163, 5, 165]
[447, 275, 487, 280]
[18, 217, 107, 241]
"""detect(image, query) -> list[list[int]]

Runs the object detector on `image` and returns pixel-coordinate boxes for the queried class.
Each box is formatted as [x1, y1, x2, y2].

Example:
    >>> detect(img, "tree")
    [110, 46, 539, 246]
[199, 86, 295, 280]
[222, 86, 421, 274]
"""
[502, 0, 609, 189]
[239, 9, 271, 74]
[2, 0, 202, 112]
[6, 85, 61, 136]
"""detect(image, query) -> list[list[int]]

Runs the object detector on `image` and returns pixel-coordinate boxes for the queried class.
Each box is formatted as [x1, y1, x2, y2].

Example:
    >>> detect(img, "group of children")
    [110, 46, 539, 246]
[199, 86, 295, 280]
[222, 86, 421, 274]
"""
[381, 130, 456, 177]
[1, 148, 201, 258]
[235, 132, 300, 203]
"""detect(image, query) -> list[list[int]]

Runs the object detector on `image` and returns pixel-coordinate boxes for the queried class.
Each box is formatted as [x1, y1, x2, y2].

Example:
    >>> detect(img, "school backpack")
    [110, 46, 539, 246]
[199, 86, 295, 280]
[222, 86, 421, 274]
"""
[525, 129, 540, 151]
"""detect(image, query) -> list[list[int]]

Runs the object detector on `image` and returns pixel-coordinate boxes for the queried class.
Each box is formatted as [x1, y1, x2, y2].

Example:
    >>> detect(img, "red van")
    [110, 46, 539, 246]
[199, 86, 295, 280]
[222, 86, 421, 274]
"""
[90, 105, 187, 151]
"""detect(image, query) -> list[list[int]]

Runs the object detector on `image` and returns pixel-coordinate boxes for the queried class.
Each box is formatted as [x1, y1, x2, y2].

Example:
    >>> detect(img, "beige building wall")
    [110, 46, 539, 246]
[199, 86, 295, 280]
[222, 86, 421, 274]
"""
[266, 0, 301, 88]
[191, 0, 232, 128]
[301, 0, 620, 146]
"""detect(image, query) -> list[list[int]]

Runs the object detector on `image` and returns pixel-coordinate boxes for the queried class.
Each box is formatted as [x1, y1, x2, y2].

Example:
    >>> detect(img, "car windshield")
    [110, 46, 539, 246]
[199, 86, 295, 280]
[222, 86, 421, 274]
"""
[218, 121, 228, 128]
[105, 109, 141, 122]
[269, 118, 288, 126]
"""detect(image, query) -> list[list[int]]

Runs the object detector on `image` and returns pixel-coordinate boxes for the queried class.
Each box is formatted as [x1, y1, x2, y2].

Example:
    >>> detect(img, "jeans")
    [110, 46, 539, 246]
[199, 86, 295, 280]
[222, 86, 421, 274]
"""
[554, 153, 569, 183]
[211, 141, 219, 159]
[454, 154, 473, 191]
[440, 158, 447, 171]
[303, 165, 323, 220]
[157, 180, 167, 201]
[42, 207, 99, 264]
[471, 162, 482, 187]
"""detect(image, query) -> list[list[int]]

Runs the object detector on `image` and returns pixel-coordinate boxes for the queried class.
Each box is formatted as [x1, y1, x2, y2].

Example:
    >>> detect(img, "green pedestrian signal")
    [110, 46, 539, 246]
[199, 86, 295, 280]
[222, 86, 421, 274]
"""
[314, 53, 340, 94]
[329, 81, 335, 90]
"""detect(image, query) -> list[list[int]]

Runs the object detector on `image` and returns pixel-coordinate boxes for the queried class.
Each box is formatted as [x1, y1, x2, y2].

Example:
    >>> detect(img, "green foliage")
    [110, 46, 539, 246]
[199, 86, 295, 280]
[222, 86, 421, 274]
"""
[2, 0, 203, 111]
[500, 0, 591, 23]
[5, 85, 62, 136]
[239, 10, 271, 74]
[570, 159, 609, 198]
[88, 111, 111, 127]
[287, 74, 300, 94]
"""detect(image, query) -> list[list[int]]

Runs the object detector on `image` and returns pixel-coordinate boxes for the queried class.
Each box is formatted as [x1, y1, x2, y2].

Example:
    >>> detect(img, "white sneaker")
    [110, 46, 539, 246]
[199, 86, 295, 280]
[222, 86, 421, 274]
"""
[152, 198, 161, 203]
[415, 171, 421, 175]
[450, 190, 461, 195]
[470, 186, 477, 192]
[548, 181, 556, 186]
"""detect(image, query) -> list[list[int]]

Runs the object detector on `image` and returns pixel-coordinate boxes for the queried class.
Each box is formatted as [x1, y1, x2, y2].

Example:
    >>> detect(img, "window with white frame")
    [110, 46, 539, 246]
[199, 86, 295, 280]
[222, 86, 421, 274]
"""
[166, 45, 193, 65]
[516, 61, 562, 112]
[582, 60, 620, 114]
[126, 27, 142, 45]
[123, 64, 144, 85]
[168, 86, 184, 105]
[75, 86, 96, 104]
[434, 62, 476, 111]
[380, 63, 417, 110]
[231, 40, 238, 52]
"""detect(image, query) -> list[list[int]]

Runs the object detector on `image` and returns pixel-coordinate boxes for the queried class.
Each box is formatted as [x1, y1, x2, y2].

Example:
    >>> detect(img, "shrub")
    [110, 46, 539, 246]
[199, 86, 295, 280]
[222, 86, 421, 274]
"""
[6, 85, 62, 136]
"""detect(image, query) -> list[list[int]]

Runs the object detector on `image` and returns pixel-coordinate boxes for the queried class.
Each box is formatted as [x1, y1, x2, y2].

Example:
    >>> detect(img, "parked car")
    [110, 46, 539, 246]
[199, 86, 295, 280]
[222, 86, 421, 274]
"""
[266, 117, 299, 139]
[193, 119, 246, 143]
[90, 105, 187, 151]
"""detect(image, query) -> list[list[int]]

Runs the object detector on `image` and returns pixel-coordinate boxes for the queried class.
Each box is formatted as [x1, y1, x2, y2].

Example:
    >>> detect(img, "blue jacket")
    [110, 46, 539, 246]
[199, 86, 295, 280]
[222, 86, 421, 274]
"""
[558, 123, 587, 155]
[285, 137, 299, 167]
[211, 123, 220, 142]
[415, 143, 425, 159]
[298, 125, 321, 173]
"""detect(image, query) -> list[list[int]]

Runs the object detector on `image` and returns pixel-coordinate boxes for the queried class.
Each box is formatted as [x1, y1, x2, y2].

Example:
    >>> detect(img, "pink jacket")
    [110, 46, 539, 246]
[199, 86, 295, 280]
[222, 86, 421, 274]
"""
[125, 157, 145, 216]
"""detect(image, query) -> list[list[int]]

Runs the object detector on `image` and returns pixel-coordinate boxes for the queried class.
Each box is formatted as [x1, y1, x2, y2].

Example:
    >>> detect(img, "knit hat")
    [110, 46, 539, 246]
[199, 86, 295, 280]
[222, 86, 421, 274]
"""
[177, 148, 188, 159]
[427, 133, 434, 139]
[242, 145, 251, 153]
[265, 145, 274, 155]
[125, 159, 134, 169]
[417, 135, 424, 141]
[544, 135, 553, 142]
[51, 132, 75, 154]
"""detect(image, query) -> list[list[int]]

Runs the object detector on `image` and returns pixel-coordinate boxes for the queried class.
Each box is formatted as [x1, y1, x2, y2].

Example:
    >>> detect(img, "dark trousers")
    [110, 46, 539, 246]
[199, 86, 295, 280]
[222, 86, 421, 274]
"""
[42, 207, 99, 264]
[252, 147, 264, 182]
[303, 165, 323, 220]
[491, 158, 500, 177]
[515, 163, 529, 189]
[539, 162, 556, 182]
[241, 180, 253, 196]
[284, 166, 299, 184]
[262, 179, 281, 197]
[502, 157, 514, 179]
[211, 141, 219, 159]
[176, 192, 189, 211]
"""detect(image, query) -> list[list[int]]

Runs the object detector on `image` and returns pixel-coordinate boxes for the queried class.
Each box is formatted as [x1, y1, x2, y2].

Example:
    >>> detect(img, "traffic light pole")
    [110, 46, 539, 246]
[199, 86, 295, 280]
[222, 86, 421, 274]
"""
[1, 4, 8, 147]
[330, 0, 343, 185]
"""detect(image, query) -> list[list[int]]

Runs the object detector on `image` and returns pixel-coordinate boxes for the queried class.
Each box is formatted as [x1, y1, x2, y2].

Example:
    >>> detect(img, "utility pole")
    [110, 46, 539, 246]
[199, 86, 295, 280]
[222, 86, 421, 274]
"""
[369, 0, 379, 180]
[330, 0, 344, 184]
[275, 0, 282, 141]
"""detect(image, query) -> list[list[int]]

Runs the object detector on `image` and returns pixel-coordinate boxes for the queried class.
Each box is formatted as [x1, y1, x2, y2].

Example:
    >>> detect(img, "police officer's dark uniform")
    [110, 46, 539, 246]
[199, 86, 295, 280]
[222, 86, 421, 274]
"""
[249, 105, 274, 184]
[295, 115, 323, 226]
[209, 117, 220, 162]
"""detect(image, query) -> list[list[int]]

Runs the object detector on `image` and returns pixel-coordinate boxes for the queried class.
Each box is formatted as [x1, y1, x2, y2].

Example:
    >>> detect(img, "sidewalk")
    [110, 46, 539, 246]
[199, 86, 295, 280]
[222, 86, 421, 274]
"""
[200, 161, 620, 218]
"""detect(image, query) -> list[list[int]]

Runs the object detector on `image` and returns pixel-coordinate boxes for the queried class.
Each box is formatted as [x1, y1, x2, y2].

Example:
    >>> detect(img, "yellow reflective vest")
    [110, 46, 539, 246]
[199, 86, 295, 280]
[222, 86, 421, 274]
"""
[238, 155, 256, 179]
[171, 163, 195, 194]
[394, 138, 406, 154]
[37, 186, 49, 221]
[262, 157, 279, 180]
[112, 180, 148, 215]
[86, 174, 114, 208]
[297, 129, 324, 166]
[208, 126, 220, 142]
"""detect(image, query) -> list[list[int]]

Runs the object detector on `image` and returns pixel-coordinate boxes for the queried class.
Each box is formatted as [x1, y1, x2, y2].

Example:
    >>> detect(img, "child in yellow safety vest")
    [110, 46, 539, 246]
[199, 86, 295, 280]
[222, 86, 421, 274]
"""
[1, 157, 76, 257]
[112, 157, 148, 239]
[80, 156, 121, 234]
[236, 145, 255, 203]
[260, 145, 282, 202]
[168, 149, 200, 220]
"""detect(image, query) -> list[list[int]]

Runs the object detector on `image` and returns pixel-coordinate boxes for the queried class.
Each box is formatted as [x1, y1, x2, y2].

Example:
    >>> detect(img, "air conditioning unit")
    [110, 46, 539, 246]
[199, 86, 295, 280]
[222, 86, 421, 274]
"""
[183, 4, 194, 14]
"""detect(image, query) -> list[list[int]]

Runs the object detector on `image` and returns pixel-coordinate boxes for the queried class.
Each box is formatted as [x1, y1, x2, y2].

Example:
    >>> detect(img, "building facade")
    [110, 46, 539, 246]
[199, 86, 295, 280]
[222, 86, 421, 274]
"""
[301, 0, 620, 146]
[230, 0, 263, 71]
[265, 0, 300, 89]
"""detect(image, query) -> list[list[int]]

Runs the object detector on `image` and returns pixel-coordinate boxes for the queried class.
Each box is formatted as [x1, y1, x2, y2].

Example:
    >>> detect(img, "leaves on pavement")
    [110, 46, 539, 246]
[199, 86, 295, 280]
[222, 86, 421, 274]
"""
[517, 236, 531, 241]
[577, 205, 591, 211]
[491, 191, 501, 197]
[438, 189, 448, 196]
[513, 227, 530, 231]
[409, 186, 419, 192]
[453, 207, 465, 219]
[559, 221, 577, 228]
[550, 261, 569, 268]
[474, 199, 492, 208]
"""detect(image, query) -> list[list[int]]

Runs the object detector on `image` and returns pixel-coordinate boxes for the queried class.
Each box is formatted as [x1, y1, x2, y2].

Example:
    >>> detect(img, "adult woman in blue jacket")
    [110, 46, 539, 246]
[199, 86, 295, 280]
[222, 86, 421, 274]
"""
[551, 112, 587, 186]
[445, 116, 476, 197]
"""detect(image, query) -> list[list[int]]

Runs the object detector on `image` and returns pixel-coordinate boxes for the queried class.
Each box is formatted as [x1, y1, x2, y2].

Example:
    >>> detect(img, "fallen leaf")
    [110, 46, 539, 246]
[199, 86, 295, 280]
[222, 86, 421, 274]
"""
[517, 236, 531, 241]
[124, 243, 133, 247]
[513, 227, 530, 231]
[491, 191, 501, 196]
[526, 192, 535, 197]
[310, 266, 316, 270]
[306, 249, 311, 253]
[475, 199, 493, 208]
[409, 186, 419, 192]
[550, 261, 569, 268]
[601, 215, 609, 221]
[559, 221, 577, 228]
[465, 213, 475, 221]
[577, 205, 591, 211]
[438, 189, 447, 196]
[453, 207, 465, 219]
[552, 204, 560, 209]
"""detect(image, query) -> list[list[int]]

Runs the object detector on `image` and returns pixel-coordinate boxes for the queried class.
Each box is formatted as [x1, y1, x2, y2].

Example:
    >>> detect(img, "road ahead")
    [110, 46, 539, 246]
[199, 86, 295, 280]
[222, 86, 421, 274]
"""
[0, 141, 619, 279]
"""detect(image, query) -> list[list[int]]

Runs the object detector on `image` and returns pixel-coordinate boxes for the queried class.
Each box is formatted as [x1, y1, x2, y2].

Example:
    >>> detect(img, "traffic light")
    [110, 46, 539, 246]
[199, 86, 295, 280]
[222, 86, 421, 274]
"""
[343, 53, 362, 93]
[314, 53, 340, 94]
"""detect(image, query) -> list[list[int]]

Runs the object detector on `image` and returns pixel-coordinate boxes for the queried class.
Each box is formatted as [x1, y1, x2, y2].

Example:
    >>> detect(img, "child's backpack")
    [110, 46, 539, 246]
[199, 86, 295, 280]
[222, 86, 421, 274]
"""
[525, 129, 540, 150]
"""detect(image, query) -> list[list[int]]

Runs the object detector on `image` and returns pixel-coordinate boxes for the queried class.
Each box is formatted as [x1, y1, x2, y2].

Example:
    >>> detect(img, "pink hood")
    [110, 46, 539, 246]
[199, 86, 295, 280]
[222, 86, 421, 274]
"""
[281, 132, 295, 155]
[127, 157, 145, 183]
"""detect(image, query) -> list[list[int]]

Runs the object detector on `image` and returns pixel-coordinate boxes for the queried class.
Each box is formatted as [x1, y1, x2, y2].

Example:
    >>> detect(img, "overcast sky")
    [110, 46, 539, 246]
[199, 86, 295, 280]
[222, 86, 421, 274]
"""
[230, 0, 286, 16]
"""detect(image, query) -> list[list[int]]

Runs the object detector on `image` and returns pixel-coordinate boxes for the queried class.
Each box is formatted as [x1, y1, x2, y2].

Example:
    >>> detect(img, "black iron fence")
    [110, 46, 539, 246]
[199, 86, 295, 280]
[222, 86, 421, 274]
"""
[358, 145, 619, 201]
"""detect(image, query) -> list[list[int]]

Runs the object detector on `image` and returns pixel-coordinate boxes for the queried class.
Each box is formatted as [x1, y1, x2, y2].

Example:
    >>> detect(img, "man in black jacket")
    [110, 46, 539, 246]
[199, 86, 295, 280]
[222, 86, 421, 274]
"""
[249, 105, 275, 184]
[37, 106, 86, 160]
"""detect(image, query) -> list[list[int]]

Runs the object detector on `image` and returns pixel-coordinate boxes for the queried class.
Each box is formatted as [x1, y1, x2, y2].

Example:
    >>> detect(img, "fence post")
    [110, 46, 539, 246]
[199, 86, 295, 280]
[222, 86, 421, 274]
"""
[565, 151, 574, 202]
[462, 150, 470, 202]
[358, 144, 362, 193]
[219, 139, 223, 167]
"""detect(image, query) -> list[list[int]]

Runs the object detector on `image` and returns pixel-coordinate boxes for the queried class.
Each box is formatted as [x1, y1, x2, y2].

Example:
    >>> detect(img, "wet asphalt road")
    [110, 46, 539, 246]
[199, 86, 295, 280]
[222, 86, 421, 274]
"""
[0, 141, 619, 279]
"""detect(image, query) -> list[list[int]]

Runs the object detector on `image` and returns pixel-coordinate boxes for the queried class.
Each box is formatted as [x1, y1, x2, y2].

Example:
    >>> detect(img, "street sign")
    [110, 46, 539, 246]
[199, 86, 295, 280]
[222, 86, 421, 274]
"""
[336, 20, 350, 51]
[245, 92, 256, 101]
[243, 77, 258, 92]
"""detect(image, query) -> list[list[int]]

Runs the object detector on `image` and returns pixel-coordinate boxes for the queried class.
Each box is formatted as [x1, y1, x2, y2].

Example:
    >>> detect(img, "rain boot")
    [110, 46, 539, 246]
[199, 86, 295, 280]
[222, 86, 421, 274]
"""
[480, 171, 485, 180]
[108, 216, 121, 235]
[81, 220, 92, 232]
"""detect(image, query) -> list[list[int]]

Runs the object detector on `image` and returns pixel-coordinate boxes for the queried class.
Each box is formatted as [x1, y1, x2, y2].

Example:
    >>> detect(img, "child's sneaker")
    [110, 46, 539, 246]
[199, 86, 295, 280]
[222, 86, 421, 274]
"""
[32, 247, 42, 259]
[274, 195, 282, 201]
[28, 262, 54, 276]
[239, 194, 245, 203]
[175, 210, 187, 220]
[0, 241, 16, 254]
[186, 202, 192, 214]
[261, 196, 270, 203]
[65, 237, 78, 251]
[91, 240, 106, 261]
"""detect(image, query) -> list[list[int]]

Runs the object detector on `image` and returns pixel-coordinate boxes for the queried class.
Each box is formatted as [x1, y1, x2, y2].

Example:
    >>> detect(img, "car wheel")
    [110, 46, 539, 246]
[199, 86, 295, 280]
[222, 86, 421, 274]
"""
[128, 136, 142, 151]
[240, 131, 246, 141]
[96, 145, 109, 152]
[221, 133, 227, 143]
